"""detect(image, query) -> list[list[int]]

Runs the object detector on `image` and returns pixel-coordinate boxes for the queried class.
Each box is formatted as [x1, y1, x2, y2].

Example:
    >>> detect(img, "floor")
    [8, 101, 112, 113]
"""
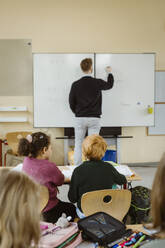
[57, 166, 157, 248]
[128, 166, 157, 188]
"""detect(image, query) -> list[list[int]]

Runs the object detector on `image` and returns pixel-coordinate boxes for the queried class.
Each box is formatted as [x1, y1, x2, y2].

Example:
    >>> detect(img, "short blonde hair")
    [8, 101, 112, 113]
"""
[82, 134, 107, 160]
[0, 169, 41, 248]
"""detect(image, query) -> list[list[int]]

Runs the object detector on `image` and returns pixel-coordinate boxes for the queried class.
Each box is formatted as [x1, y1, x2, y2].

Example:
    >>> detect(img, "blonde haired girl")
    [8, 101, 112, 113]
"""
[0, 169, 40, 248]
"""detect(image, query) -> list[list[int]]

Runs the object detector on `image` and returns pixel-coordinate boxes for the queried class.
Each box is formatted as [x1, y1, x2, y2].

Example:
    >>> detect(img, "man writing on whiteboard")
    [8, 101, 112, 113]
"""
[69, 58, 114, 166]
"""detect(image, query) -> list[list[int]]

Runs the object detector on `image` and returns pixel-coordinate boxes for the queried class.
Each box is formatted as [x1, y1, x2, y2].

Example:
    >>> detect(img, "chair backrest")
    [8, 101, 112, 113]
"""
[6, 131, 32, 155]
[39, 185, 49, 212]
[81, 189, 131, 222]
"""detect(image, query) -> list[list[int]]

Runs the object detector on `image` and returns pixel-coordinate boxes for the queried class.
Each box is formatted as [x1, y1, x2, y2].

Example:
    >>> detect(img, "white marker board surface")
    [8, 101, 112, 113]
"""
[96, 54, 155, 126]
[34, 54, 94, 127]
[33, 53, 155, 127]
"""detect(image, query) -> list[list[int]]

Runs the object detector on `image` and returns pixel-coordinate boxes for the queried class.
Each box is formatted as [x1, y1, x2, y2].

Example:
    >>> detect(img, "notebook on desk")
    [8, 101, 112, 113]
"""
[61, 166, 77, 179]
[62, 163, 134, 179]
[114, 165, 134, 177]
[104, 162, 134, 177]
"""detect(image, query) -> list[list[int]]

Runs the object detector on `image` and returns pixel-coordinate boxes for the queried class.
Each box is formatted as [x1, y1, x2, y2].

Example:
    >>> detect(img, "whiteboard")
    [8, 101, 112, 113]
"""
[96, 54, 155, 126]
[33, 53, 155, 127]
[148, 104, 165, 135]
[34, 54, 94, 127]
[155, 71, 165, 102]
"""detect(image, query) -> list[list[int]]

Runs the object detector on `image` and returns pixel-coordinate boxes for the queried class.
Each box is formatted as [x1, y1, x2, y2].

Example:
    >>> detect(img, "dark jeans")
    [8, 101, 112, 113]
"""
[43, 200, 77, 223]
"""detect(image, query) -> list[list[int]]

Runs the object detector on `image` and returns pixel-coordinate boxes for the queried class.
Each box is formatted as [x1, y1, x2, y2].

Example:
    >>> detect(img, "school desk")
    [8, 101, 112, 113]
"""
[0, 165, 141, 185]
[127, 224, 149, 234]
[58, 166, 141, 184]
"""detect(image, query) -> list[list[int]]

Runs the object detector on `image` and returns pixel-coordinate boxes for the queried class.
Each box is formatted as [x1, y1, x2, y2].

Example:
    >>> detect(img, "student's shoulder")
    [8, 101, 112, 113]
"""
[73, 162, 89, 173]
[23, 156, 29, 163]
[37, 160, 58, 172]
[39, 161, 62, 177]
[23, 156, 36, 166]
[100, 160, 116, 169]
[44, 160, 58, 168]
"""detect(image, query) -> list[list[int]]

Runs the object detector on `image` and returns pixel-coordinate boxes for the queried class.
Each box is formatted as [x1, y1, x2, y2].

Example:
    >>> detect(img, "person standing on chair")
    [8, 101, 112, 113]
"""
[69, 58, 114, 166]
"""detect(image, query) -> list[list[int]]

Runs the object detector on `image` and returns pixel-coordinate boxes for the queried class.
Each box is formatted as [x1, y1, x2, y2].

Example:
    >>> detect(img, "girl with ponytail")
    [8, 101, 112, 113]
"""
[18, 132, 76, 223]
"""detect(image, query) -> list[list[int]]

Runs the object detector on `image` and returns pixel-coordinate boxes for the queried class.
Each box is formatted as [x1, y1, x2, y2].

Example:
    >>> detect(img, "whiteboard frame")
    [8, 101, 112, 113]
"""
[147, 71, 165, 136]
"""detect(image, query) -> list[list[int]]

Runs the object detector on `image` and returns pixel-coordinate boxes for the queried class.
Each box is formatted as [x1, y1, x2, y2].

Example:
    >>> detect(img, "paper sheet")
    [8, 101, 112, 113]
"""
[114, 165, 134, 177]
[61, 166, 76, 179]
[62, 164, 134, 179]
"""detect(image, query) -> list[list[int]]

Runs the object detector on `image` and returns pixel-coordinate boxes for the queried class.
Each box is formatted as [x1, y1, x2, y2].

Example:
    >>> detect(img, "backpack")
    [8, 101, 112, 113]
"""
[128, 186, 151, 224]
[78, 212, 132, 246]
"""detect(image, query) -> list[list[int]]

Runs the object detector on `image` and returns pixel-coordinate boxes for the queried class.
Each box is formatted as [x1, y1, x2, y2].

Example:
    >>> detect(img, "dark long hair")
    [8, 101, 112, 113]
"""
[18, 132, 50, 158]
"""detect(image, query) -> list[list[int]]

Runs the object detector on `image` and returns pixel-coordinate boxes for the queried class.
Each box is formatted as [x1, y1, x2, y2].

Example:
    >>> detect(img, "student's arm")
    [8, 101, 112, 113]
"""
[49, 164, 65, 186]
[68, 170, 79, 203]
[110, 166, 127, 185]
[69, 84, 76, 113]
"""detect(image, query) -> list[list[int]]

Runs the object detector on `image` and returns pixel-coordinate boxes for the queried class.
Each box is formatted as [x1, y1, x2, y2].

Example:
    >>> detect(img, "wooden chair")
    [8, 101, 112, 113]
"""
[4, 131, 32, 166]
[81, 189, 131, 222]
[39, 185, 49, 212]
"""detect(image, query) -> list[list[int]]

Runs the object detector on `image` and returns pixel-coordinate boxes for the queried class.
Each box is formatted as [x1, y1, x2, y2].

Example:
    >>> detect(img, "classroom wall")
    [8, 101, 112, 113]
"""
[0, 0, 165, 164]
[0, 96, 64, 165]
[0, 39, 33, 96]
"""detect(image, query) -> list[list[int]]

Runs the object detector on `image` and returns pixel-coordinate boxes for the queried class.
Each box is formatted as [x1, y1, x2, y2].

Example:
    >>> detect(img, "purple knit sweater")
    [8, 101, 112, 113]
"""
[23, 157, 64, 212]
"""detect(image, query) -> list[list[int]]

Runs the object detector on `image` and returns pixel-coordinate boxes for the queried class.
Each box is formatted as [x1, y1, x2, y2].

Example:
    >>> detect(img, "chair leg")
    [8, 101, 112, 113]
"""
[123, 183, 127, 189]
[0, 139, 2, 167]
[4, 153, 7, 167]
[3, 141, 8, 167]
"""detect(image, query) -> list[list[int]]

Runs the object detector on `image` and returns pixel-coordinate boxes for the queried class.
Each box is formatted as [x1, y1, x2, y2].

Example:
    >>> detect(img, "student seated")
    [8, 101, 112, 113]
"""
[68, 134, 127, 216]
[18, 131, 76, 223]
[0, 169, 41, 248]
[138, 153, 165, 247]
[146, 153, 165, 238]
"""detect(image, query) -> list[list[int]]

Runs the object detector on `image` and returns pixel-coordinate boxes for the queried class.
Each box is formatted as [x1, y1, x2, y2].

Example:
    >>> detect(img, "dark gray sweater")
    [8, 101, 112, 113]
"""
[69, 74, 114, 117]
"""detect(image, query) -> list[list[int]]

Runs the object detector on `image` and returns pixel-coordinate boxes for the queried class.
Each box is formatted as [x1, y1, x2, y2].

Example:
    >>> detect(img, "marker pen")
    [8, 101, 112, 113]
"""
[132, 235, 146, 248]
